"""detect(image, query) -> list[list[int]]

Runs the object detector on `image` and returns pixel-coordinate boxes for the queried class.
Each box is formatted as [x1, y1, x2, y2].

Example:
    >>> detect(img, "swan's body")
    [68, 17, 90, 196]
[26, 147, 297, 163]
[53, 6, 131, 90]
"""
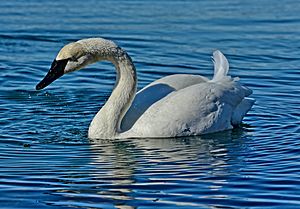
[36, 38, 255, 139]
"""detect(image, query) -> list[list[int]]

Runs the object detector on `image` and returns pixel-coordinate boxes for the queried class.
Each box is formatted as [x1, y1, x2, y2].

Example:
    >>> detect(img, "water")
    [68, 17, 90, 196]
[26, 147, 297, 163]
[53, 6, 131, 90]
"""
[1, 0, 300, 208]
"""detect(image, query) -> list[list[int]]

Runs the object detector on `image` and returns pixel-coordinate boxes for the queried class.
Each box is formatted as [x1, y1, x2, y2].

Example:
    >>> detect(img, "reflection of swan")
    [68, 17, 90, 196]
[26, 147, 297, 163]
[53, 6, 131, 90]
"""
[36, 38, 255, 139]
[87, 131, 248, 206]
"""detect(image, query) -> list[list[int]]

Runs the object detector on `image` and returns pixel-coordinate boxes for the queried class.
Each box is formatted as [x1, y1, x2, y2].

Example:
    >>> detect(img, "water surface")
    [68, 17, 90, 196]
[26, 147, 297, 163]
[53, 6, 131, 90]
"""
[1, 0, 300, 208]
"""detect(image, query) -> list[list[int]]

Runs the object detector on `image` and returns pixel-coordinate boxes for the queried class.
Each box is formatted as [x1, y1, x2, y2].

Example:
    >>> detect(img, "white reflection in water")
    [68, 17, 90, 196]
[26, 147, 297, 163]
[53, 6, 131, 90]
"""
[83, 129, 248, 207]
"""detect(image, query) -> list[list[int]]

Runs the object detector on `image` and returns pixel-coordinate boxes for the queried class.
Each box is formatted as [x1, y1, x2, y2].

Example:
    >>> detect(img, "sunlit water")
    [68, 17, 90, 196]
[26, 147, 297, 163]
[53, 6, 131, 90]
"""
[1, 0, 300, 208]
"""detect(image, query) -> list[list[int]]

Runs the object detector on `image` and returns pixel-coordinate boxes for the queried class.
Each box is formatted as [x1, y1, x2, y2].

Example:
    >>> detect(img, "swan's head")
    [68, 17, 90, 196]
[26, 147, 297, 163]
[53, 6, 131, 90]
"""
[36, 38, 115, 90]
[36, 41, 92, 90]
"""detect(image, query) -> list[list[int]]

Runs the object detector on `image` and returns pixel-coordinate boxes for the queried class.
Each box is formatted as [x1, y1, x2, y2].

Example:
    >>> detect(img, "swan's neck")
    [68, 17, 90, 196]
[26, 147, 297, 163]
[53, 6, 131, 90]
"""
[88, 47, 137, 139]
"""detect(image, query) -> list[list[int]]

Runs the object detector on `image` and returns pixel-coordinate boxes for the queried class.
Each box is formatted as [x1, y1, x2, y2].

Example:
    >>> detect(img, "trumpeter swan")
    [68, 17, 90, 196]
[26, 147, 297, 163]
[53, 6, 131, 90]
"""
[36, 38, 254, 139]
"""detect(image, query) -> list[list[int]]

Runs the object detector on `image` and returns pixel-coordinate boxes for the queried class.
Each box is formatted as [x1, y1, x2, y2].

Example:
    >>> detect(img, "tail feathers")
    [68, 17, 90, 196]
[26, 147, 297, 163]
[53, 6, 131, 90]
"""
[212, 50, 229, 82]
[231, 98, 255, 126]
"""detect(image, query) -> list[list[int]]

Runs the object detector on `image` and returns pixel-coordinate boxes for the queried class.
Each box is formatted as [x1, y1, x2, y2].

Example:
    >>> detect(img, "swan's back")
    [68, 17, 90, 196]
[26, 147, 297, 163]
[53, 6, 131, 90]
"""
[121, 51, 255, 138]
[121, 74, 209, 131]
[126, 78, 246, 137]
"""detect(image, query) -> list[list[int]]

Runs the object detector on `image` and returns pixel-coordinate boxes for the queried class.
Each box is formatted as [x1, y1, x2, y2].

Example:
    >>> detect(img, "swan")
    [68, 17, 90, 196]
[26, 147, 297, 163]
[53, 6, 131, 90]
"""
[36, 37, 255, 139]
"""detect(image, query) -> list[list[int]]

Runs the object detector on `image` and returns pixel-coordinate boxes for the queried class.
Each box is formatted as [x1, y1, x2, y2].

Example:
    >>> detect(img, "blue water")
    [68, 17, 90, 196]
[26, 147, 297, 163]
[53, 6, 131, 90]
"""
[1, 0, 300, 208]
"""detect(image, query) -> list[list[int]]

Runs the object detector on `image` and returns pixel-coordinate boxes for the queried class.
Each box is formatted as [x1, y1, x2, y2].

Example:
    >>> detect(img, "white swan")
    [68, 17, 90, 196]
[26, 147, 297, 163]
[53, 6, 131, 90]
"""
[36, 38, 255, 139]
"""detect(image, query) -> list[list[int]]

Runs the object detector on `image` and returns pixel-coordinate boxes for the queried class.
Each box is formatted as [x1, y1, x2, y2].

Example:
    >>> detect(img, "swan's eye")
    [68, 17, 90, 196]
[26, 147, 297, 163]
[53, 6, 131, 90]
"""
[70, 57, 78, 62]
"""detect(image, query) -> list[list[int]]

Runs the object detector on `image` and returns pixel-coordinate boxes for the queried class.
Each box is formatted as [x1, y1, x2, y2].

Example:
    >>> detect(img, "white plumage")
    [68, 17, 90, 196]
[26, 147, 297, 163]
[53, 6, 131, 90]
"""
[36, 38, 255, 139]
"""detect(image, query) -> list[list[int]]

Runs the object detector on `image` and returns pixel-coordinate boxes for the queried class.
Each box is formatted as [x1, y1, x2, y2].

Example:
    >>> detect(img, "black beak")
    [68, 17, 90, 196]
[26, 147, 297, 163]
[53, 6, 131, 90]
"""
[36, 59, 69, 90]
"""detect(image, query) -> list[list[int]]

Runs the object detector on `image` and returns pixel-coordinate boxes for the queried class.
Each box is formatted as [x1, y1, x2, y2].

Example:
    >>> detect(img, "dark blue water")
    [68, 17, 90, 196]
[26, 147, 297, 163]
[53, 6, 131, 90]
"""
[1, 0, 300, 208]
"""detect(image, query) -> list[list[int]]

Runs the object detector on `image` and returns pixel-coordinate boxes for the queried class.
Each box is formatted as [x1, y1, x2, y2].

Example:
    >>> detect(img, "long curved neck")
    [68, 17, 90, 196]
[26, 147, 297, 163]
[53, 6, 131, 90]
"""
[88, 46, 137, 139]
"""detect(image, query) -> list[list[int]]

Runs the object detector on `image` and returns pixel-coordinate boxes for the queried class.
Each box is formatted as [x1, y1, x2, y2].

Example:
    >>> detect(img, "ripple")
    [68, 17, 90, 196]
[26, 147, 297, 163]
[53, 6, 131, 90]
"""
[1, 0, 300, 208]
